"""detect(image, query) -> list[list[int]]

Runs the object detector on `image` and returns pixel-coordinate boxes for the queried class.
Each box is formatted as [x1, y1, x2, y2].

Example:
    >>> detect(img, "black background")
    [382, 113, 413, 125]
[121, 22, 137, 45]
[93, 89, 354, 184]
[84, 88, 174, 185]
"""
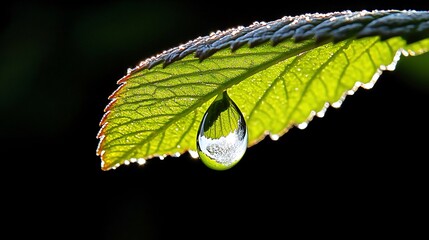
[2, 0, 428, 239]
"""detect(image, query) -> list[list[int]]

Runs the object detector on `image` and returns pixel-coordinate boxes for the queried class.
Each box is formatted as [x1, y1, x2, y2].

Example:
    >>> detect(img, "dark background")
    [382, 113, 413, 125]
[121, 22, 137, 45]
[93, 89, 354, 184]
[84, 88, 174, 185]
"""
[2, 0, 428, 239]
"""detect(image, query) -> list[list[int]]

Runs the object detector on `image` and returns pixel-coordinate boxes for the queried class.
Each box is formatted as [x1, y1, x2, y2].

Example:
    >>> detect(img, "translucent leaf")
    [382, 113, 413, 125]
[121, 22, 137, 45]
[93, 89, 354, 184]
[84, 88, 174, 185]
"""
[96, 10, 429, 170]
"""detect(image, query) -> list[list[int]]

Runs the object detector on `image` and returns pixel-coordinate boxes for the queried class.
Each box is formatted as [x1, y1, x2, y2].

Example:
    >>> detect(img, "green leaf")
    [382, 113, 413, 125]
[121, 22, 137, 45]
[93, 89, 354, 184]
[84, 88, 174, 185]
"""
[96, 10, 429, 171]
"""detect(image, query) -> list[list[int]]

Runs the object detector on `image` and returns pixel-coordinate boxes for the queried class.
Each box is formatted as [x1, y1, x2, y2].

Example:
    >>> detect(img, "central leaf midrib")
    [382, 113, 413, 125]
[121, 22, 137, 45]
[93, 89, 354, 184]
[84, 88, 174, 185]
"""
[111, 40, 330, 162]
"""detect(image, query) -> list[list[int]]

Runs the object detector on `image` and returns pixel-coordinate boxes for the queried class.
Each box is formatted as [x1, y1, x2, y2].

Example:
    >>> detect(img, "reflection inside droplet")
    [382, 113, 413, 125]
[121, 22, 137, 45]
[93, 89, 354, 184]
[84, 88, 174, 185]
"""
[196, 91, 248, 170]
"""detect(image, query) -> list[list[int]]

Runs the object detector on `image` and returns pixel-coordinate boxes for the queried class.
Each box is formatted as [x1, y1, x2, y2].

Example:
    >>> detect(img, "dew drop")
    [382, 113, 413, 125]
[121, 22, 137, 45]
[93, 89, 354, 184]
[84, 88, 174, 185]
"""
[297, 122, 308, 129]
[137, 158, 146, 165]
[196, 91, 248, 170]
[316, 103, 330, 118]
[269, 134, 280, 141]
[188, 150, 199, 159]
[332, 98, 344, 108]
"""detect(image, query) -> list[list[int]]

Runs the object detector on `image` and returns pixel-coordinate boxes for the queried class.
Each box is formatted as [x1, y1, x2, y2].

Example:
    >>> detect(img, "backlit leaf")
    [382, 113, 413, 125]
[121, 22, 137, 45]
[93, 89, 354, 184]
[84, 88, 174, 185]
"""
[96, 10, 429, 170]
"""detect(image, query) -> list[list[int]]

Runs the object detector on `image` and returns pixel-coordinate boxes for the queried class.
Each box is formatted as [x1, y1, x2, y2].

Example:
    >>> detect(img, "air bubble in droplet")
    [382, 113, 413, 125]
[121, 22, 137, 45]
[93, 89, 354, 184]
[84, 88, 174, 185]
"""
[196, 91, 248, 170]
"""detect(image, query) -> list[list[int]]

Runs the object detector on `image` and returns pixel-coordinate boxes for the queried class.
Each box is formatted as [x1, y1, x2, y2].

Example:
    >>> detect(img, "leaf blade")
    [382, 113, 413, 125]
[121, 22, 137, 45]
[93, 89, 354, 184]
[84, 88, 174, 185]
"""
[97, 10, 429, 170]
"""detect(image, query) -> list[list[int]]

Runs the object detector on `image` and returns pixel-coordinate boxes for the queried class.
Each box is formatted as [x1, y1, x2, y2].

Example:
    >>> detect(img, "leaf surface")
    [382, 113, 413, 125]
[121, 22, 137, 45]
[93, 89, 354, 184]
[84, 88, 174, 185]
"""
[96, 10, 429, 170]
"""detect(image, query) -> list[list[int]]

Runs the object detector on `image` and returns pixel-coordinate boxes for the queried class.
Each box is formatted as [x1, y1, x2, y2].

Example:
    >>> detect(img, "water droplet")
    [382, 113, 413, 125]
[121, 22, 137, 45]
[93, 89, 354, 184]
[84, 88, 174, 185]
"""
[188, 150, 199, 159]
[137, 158, 146, 165]
[332, 97, 344, 108]
[196, 91, 248, 170]
[297, 122, 308, 129]
[269, 134, 280, 141]
[316, 103, 330, 118]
